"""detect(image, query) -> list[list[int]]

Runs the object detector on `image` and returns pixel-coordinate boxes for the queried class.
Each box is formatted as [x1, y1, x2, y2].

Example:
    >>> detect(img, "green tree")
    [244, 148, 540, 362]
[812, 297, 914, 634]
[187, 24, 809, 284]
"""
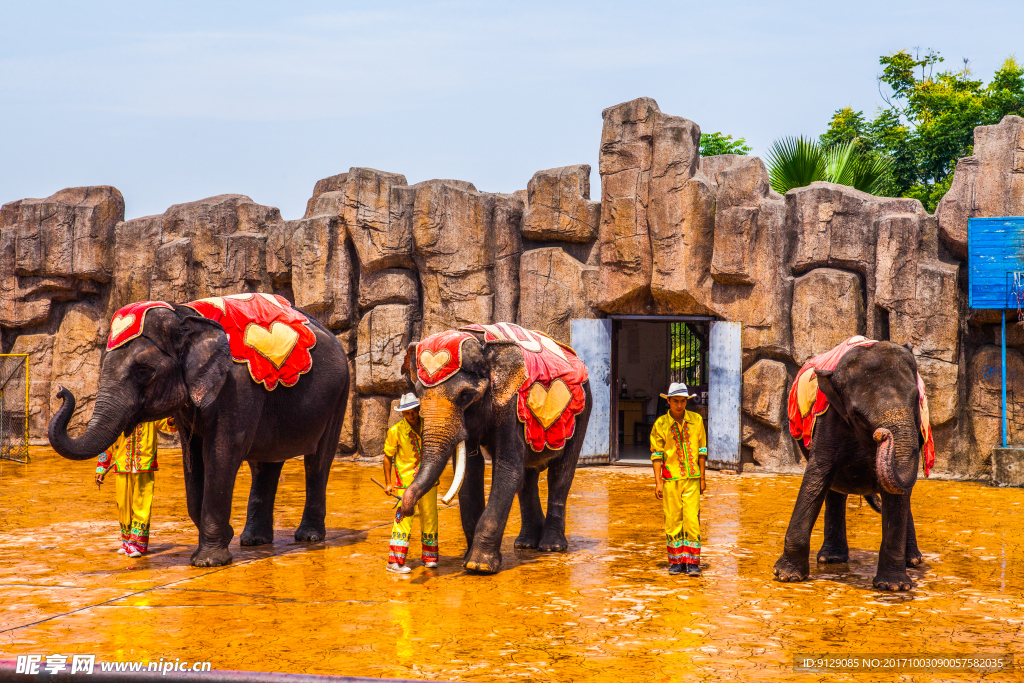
[700, 132, 752, 157]
[819, 50, 1024, 211]
[765, 136, 892, 195]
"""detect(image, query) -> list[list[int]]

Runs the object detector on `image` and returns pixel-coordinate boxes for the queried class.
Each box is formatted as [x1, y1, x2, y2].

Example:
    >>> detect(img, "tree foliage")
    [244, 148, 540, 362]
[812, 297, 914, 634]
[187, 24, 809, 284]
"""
[700, 132, 752, 157]
[819, 50, 1024, 211]
[765, 136, 892, 195]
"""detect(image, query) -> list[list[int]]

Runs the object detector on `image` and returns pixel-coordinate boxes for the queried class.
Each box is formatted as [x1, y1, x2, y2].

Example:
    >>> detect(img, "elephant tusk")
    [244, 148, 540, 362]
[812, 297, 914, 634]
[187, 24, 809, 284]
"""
[441, 441, 466, 505]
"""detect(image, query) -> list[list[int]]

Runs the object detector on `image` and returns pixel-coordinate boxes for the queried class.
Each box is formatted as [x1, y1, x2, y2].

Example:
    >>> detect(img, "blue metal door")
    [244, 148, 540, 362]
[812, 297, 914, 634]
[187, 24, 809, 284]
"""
[570, 318, 612, 465]
[708, 321, 742, 472]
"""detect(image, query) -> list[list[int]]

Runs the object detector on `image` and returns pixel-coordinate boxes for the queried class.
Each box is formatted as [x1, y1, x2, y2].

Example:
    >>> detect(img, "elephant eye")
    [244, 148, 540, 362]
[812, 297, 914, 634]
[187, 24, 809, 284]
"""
[456, 389, 476, 407]
[132, 365, 156, 383]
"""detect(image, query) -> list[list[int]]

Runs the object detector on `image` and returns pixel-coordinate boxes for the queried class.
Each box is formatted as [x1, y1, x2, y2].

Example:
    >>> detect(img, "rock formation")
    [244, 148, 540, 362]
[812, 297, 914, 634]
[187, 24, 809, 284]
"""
[4, 100, 1023, 474]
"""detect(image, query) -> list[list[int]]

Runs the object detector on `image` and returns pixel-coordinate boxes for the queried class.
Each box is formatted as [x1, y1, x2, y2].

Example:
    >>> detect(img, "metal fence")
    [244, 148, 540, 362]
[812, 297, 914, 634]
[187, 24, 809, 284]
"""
[0, 353, 29, 463]
[669, 323, 702, 388]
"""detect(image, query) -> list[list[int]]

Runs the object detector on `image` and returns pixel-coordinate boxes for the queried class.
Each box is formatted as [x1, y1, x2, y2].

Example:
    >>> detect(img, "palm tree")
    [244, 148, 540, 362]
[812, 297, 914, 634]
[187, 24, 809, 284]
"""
[765, 136, 893, 195]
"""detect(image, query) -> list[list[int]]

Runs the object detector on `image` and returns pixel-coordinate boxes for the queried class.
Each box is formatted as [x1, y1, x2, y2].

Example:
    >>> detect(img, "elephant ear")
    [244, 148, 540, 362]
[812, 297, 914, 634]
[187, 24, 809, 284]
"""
[402, 342, 419, 389]
[481, 341, 523, 408]
[173, 308, 231, 412]
[814, 369, 850, 423]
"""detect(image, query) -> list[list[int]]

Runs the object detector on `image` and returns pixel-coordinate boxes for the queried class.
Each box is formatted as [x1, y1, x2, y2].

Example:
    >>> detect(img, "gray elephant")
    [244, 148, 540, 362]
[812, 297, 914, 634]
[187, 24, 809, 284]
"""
[396, 323, 593, 574]
[775, 339, 932, 591]
[49, 295, 349, 567]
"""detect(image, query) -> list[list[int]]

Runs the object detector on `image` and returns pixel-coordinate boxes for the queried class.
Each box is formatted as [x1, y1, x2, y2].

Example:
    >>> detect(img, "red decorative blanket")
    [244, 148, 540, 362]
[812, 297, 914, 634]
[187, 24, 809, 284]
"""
[108, 301, 175, 350]
[461, 323, 589, 452]
[787, 336, 935, 476]
[184, 293, 317, 390]
[414, 323, 589, 451]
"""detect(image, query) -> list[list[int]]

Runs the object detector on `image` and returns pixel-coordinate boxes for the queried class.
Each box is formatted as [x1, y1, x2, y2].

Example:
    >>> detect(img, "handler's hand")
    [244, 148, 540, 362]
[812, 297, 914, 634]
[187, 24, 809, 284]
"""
[95, 471, 106, 486]
[655, 480, 663, 500]
[385, 483, 395, 496]
[699, 477, 706, 494]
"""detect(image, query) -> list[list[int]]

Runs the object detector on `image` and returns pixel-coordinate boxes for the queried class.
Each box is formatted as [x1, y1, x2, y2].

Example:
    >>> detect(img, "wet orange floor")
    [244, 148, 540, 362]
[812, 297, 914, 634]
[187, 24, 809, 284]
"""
[1, 448, 1022, 682]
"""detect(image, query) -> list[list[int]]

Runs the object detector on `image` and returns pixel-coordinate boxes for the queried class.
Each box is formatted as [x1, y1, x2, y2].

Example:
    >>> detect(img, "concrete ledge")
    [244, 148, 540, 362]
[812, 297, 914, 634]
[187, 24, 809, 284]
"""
[991, 447, 1024, 486]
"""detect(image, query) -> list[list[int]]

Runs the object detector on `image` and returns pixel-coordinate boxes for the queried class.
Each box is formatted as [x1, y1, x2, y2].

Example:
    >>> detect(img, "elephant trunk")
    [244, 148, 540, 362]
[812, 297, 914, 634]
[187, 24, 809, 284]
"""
[48, 386, 135, 461]
[400, 431, 465, 517]
[874, 426, 919, 495]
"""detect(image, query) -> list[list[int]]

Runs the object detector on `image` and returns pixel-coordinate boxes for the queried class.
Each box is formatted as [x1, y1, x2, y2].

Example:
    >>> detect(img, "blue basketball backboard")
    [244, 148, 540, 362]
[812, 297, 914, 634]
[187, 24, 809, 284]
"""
[968, 216, 1024, 309]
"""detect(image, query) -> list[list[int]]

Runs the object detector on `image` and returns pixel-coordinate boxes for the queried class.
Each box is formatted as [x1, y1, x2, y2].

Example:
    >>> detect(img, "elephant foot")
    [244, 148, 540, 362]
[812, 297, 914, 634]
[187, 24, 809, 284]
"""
[191, 546, 233, 568]
[240, 527, 275, 546]
[773, 556, 809, 582]
[537, 529, 568, 553]
[905, 550, 924, 567]
[816, 546, 849, 564]
[294, 523, 327, 543]
[464, 547, 502, 574]
[873, 570, 914, 591]
[514, 535, 540, 550]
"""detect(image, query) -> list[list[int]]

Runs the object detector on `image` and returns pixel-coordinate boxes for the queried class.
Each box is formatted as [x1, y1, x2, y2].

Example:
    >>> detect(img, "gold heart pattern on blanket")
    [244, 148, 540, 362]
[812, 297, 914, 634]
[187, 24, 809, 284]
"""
[526, 379, 573, 429]
[243, 321, 301, 369]
[110, 314, 136, 340]
[419, 349, 452, 378]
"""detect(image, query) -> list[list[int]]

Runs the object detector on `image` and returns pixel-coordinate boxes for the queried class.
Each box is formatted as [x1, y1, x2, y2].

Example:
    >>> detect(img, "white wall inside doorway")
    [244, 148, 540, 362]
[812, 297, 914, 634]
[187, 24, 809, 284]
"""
[616, 320, 668, 418]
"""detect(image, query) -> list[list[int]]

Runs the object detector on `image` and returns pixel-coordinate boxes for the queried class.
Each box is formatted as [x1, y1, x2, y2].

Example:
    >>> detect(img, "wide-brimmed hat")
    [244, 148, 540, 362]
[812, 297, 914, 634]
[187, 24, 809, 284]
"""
[660, 382, 694, 399]
[395, 393, 420, 411]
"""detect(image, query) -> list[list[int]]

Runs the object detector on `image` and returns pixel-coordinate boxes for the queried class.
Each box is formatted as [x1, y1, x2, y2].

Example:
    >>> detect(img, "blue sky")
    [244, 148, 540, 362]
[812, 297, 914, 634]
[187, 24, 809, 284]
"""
[2, 1, 1022, 219]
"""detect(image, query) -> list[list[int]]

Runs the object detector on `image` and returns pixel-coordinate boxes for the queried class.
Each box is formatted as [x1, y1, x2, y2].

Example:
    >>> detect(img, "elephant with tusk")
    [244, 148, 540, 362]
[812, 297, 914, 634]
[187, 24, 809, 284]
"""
[48, 295, 350, 568]
[397, 323, 593, 574]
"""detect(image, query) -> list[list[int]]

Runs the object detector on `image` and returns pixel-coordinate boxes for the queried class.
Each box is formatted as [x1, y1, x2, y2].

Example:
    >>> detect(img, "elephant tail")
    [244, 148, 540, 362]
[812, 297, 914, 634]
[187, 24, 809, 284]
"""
[864, 494, 882, 513]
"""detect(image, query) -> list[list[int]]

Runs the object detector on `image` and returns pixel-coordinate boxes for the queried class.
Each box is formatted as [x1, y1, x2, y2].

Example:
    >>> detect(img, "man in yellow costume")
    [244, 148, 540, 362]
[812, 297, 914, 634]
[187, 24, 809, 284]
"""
[95, 419, 177, 558]
[382, 393, 438, 574]
[650, 382, 707, 576]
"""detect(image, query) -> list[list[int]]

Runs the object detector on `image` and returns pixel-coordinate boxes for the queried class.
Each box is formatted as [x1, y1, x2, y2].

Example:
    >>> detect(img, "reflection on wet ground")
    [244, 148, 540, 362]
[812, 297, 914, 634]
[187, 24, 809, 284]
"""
[1, 449, 1022, 681]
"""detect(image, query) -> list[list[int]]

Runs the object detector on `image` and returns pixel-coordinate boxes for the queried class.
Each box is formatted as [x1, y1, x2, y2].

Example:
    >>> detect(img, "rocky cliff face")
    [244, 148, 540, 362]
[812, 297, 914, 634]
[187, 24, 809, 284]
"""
[4, 101, 1021, 474]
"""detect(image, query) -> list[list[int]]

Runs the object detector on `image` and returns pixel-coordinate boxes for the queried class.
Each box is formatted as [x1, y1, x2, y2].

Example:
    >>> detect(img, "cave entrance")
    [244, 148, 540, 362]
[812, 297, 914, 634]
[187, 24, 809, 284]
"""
[570, 315, 742, 470]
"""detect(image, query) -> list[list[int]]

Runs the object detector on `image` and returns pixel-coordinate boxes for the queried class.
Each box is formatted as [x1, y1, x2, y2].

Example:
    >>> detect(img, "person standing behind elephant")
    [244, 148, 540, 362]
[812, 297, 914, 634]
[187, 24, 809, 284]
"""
[95, 418, 177, 558]
[650, 383, 707, 576]
[382, 394, 438, 574]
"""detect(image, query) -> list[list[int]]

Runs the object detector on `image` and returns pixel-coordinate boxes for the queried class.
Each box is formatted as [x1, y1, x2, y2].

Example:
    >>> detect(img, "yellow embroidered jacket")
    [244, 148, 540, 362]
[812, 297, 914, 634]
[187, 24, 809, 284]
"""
[384, 418, 432, 490]
[96, 419, 177, 474]
[649, 411, 707, 480]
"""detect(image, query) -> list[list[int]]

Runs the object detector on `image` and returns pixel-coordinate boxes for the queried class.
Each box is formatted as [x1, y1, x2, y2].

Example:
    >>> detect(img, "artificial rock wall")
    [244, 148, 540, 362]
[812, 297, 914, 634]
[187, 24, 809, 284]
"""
[4, 98, 1023, 476]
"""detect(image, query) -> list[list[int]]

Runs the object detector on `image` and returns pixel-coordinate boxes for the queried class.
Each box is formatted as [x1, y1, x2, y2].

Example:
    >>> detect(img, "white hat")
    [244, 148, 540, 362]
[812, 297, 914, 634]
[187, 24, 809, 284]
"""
[395, 393, 420, 411]
[660, 382, 694, 399]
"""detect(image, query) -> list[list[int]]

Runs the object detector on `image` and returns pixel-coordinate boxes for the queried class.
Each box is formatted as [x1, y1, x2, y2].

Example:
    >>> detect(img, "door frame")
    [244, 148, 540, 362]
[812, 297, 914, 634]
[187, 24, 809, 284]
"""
[608, 314, 718, 462]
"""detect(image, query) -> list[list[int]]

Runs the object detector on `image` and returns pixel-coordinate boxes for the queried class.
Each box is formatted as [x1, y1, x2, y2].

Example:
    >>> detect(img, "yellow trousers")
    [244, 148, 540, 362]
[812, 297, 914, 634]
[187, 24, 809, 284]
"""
[116, 472, 155, 552]
[662, 478, 700, 565]
[389, 485, 438, 565]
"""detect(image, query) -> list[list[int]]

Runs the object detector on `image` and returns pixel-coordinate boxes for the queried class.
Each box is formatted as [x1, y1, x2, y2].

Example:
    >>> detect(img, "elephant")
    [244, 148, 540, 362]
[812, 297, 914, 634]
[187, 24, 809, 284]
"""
[396, 324, 593, 574]
[774, 341, 926, 591]
[48, 299, 349, 567]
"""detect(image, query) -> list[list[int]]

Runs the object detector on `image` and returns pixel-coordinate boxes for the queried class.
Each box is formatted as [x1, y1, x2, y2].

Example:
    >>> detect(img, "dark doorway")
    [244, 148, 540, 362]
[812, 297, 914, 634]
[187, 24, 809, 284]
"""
[611, 315, 713, 464]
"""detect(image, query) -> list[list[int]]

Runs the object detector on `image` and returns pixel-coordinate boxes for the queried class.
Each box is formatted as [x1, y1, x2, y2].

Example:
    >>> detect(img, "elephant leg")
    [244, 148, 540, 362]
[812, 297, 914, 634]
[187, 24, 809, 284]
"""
[539, 392, 588, 552]
[514, 469, 544, 549]
[874, 492, 913, 590]
[458, 449, 486, 552]
[539, 446, 580, 552]
[774, 458, 834, 582]
[905, 505, 923, 567]
[465, 448, 524, 574]
[182, 433, 205, 530]
[240, 461, 283, 546]
[817, 490, 850, 564]
[296, 406, 345, 542]
[192, 425, 253, 568]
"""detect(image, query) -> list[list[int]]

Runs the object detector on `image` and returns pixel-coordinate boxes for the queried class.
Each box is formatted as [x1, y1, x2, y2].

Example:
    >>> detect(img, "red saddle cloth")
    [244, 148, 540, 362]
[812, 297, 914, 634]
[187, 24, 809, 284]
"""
[787, 336, 935, 476]
[184, 293, 317, 390]
[414, 323, 589, 452]
[461, 323, 589, 452]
